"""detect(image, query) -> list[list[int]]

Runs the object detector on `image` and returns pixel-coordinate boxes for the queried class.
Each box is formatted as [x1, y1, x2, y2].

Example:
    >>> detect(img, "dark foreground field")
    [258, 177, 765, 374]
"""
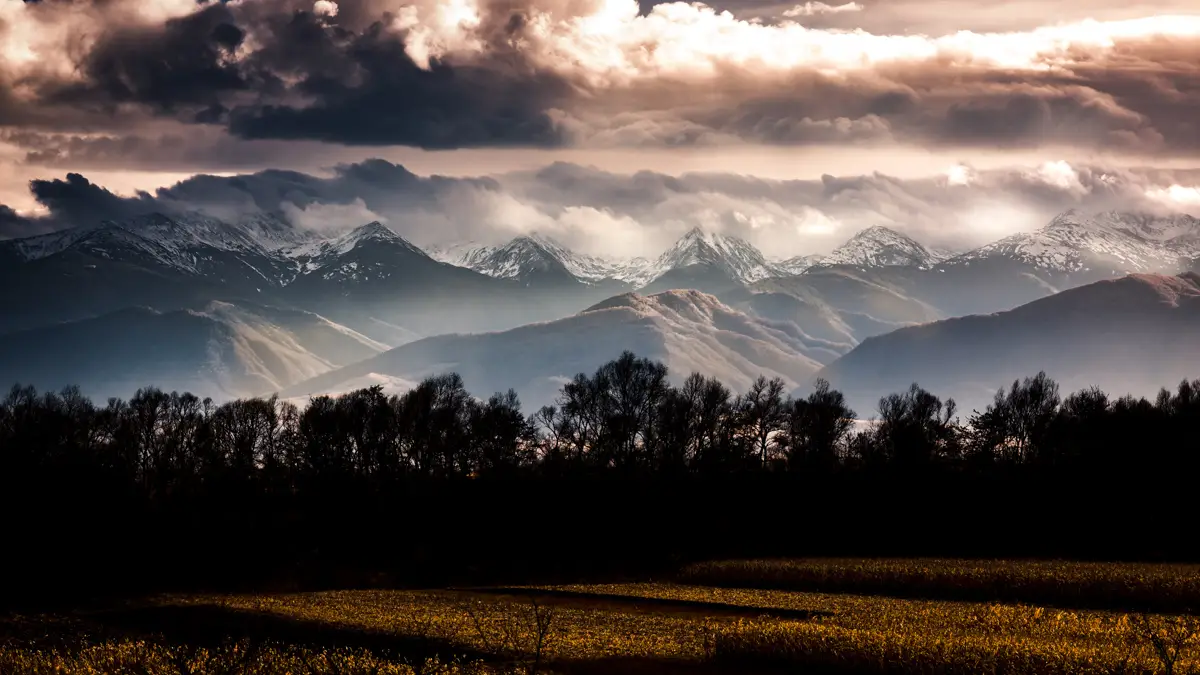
[5, 559, 1200, 674]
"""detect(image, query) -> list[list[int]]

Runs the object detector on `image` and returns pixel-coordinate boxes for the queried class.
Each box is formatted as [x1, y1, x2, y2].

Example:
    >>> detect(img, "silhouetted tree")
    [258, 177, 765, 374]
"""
[3, 353, 1200, 605]
[870, 383, 959, 469]
[736, 376, 788, 470]
[969, 372, 1061, 466]
[782, 378, 856, 473]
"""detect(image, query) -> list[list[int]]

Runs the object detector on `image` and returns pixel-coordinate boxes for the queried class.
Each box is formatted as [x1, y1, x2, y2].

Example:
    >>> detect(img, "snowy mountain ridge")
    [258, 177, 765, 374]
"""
[439, 227, 781, 288]
[813, 226, 950, 270]
[6, 208, 1199, 295]
[948, 210, 1200, 272]
[1, 213, 435, 288]
[645, 227, 778, 286]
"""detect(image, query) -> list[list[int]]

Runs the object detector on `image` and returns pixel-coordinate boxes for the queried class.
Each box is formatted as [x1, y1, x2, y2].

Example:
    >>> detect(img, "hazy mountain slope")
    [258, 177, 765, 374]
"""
[0, 242, 256, 335]
[0, 214, 299, 333]
[279, 290, 831, 409]
[818, 273, 1200, 415]
[731, 268, 945, 349]
[280, 223, 599, 340]
[0, 302, 387, 401]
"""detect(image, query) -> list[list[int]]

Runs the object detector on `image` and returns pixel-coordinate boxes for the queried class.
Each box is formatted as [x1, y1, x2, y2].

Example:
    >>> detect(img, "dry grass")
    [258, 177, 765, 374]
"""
[5, 559, 1200, 674]
[678, 558, 1200, 613]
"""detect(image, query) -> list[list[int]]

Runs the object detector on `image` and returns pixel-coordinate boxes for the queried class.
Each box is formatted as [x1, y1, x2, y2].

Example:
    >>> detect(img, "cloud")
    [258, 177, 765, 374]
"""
[28, 173, 158, 225]
[6, 159, 1200, 259]
[781, 3, 863, 18]
[0, 203, 37, 239]
[1, 0, 1200, 157]
[280, 198, 383, 232]
[313, 1, 340, 19]
[1147, 185, 1200, 209]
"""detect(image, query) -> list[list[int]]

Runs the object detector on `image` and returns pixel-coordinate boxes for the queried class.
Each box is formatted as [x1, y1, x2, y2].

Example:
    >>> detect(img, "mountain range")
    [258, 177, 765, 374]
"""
[819, 272, 1200, 414]
[2, 206, 1199, 406]
[0, 301, 387, 402]
[278, 290, 833, 409]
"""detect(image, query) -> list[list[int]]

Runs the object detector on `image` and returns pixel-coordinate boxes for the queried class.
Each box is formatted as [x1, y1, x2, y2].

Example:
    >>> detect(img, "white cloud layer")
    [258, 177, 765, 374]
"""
[781, 2, 864, 18]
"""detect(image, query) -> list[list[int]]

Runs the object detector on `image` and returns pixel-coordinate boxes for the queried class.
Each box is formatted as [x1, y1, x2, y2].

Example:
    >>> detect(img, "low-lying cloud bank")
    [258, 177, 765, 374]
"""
[3, 158, 1200, 258]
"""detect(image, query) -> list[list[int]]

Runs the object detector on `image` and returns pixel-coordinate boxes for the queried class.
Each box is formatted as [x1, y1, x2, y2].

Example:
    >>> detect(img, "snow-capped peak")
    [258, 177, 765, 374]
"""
[433, 231, 649, 286]
[455, 233, 575, 284]
[431, 227, 777, 288]
[287, 221, 426, 261]
[1091, 211, 1200, 243]
[344, 221, 406, 245]
[107, 212, 266, 255]
[234, 211, 320, 250]
[818, 225, 941, 269]
[949, 209, 1200, 273]
[647, 227, 776, 285]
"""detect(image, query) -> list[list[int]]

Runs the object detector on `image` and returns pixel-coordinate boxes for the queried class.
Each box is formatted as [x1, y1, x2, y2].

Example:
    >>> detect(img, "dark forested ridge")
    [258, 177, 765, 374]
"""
[3, 352, 1199, 607]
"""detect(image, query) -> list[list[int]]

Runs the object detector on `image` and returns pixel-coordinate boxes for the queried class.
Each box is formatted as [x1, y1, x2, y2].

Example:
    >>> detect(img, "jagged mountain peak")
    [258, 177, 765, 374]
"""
[331, 221, 425, 255]
[818, 225, 939, 269]
[284, 221, 430, 278]
[950, 208, 1200, 273]
[349, 220, 396, 239]
[648, 227, 775, 286]
[438, 231, 648, 287]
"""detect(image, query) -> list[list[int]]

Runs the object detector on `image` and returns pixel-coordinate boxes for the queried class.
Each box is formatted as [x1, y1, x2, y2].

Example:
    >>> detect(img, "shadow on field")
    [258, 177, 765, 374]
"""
[464, 587, 833, 620]
[85, 602, 488, 664]
[553, 656, 796, 675]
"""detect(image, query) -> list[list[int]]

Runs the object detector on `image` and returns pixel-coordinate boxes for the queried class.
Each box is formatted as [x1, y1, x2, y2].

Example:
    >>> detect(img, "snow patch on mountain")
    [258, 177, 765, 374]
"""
[949, 210, 1200, 272]
[775, 253, 826, 275]
[433, 232, 651, 286]
[637, 227, 779, 287]
[814, 226, 942, 269]
[282, 221, 430, 282]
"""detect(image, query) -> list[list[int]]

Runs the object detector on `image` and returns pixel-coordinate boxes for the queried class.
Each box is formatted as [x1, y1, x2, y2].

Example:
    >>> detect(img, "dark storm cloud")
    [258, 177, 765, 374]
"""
[1, 0, 571, 151]
[224, 19, 569, 148]
[154, 158, 499, 215]
[0, 203, 37, 239]
[0, 172, 160, 237]
[2, 159, 501, 233]
[28, 173, 158, 224]
[2, 1, 1200, 162]
[50, 3, 248, 114]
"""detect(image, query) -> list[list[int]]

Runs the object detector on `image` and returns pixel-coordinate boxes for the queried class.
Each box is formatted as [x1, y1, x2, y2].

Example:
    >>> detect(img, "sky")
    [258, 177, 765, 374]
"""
[2, 0, 1200, 257]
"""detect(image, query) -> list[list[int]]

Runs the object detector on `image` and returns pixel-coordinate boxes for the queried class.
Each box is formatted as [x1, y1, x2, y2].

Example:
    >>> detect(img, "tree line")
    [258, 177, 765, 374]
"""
[3, 352, 1199, 605]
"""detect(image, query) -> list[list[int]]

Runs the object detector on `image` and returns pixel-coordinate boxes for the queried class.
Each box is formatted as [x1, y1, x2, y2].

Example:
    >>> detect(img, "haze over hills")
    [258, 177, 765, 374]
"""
[731, 269, 945, 346]
[818, 272, 1200, 415]
[4, 206, 1200, 403]
[279, 290, 836, 410]
[0, 216, 619, 342]
[0, 301, 388, 402]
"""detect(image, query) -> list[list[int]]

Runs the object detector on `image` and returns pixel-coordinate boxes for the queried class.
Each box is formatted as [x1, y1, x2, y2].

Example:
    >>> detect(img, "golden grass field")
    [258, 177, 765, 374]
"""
[678, 558, 1200, 614]
[4, 559, 1200, 674]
